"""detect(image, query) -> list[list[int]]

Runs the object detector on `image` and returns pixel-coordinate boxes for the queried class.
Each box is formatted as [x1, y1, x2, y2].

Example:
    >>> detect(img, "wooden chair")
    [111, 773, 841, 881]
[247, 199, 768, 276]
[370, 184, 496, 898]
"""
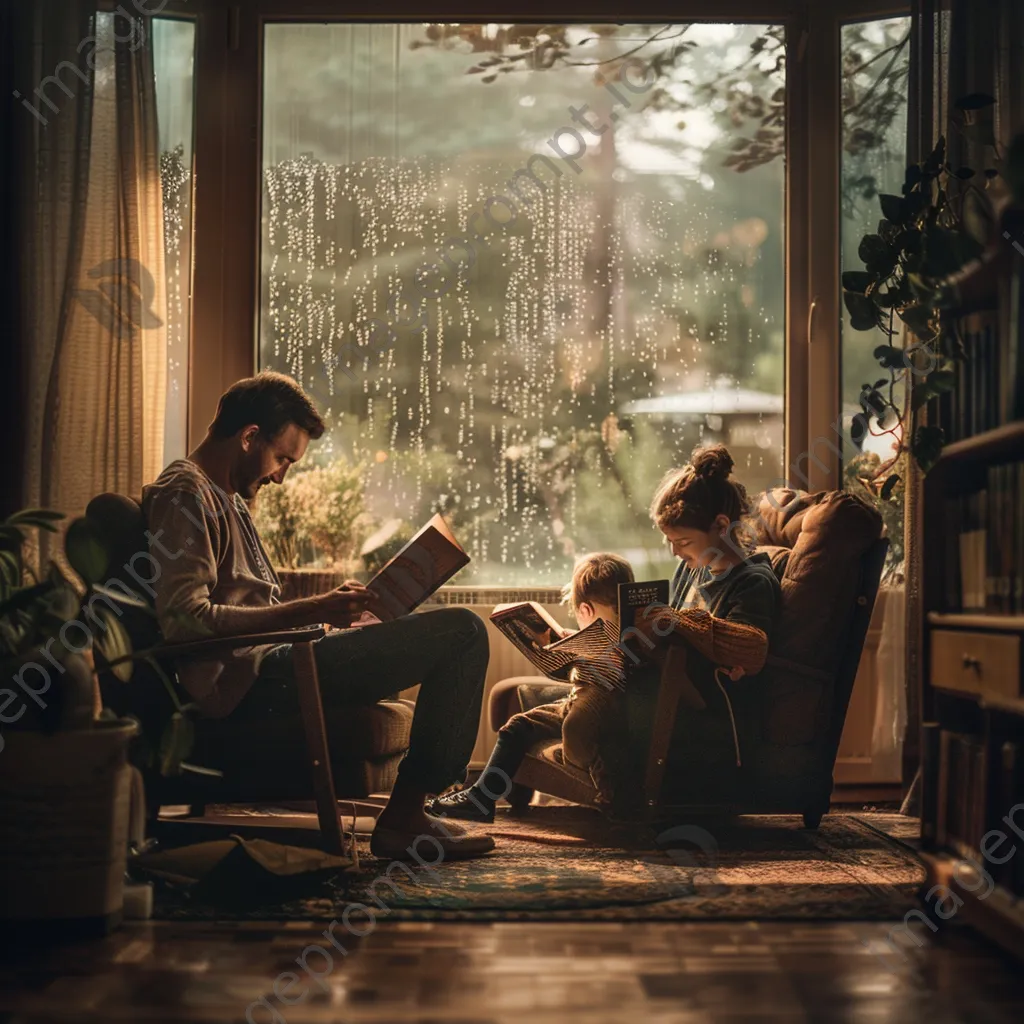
[86, 493, 412, 859]
[134, 624, 357, 856]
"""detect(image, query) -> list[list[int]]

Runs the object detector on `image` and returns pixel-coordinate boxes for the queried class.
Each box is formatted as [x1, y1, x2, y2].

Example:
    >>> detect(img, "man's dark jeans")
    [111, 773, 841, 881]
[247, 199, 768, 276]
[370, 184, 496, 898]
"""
[232, 607, 489, 794]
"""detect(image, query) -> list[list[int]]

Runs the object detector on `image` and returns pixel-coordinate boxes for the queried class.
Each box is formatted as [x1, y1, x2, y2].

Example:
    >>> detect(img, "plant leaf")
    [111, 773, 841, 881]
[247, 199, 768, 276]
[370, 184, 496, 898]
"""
[159, 712, 196, 777]
[0, 550, 20, 586]
[874, 344, 905, 369]
[841, 270, 874, 294]
[911, 424, 945, 472]
[93, 607, 134, 683]
[899, 304, 939, 342]
[858, 233, 897, 278]
[91, 582, 152, 611]
[912, 367, 957, 410]
[902, 191, 931, 219]
[0, 580, 55, 621]
[844, 291, 879, 332]
[46, 582, 81, 623]
[180, 762, 225, 779]
[5, 509, 65, 526]
[880, 474, 900, 501]
[879, 193, 906, 223]
[922, 137, 946, 176]
[64, 517, 109, 585]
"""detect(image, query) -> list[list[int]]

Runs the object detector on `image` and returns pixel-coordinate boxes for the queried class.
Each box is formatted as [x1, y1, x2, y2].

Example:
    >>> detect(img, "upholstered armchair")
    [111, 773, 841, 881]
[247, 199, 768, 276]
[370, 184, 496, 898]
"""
[489, 489, 889, 827]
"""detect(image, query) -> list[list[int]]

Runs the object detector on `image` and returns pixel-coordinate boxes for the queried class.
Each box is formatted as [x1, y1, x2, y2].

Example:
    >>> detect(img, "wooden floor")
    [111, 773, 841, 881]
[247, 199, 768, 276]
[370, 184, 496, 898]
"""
[1, 919, 1023, 1023]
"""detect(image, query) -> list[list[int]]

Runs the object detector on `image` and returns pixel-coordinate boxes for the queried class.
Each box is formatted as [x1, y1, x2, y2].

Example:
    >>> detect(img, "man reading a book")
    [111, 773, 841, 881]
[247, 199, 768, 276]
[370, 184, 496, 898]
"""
[142, 372, 495, 860]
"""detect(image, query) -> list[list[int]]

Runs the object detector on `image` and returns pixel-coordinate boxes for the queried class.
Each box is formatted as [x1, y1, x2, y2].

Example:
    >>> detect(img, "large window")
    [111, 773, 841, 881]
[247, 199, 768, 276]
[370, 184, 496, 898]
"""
[258, 22, 786, 584]
[153, 17, 196, 465]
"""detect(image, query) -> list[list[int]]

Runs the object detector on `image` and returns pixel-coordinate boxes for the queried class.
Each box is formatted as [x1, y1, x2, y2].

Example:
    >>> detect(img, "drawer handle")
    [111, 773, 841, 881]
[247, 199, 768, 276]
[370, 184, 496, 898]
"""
[962, 654, 982, 673]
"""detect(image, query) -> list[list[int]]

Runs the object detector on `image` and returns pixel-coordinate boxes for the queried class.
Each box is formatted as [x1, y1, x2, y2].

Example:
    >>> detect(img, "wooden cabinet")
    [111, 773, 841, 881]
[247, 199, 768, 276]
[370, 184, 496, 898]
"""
[919, 422, 1024, 962]
[930, 628, 1021, 700]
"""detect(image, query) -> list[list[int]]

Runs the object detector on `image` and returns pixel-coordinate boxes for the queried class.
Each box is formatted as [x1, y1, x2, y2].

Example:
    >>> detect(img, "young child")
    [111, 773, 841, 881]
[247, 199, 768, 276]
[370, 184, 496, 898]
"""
[426, 552, 634, 822]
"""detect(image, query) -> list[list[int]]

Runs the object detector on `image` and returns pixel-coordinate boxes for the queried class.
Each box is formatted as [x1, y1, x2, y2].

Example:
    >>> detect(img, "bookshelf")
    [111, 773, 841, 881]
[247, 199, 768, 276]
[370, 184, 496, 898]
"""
[921, 408, 1024, 958]
[916, 221, 1023, 956]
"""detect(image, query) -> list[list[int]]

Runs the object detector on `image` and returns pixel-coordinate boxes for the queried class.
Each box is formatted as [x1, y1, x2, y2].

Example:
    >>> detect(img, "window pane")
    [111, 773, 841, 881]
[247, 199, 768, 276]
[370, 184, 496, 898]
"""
[260, 23, 785, 584]
[839, 16, 911, 573]
[153, 17, 196, 464]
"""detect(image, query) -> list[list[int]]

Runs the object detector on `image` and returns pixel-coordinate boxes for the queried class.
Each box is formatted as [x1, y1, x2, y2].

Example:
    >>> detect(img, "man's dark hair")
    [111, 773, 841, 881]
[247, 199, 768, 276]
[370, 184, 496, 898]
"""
[209, 371, 325, 441]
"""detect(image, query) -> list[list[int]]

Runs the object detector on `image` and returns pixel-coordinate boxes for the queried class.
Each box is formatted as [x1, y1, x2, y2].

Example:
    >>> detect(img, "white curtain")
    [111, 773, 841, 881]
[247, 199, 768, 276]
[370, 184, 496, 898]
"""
[22, 3, 167, 534]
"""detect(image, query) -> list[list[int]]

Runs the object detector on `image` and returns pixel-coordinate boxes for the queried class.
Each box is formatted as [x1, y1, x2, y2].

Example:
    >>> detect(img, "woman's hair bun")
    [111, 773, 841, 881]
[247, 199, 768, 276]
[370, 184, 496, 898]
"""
[690, 443, 734, 481]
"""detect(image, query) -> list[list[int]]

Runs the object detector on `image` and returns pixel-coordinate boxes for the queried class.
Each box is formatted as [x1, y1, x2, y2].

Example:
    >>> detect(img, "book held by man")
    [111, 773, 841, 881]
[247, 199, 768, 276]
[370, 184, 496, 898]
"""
[365, 513, 470, 621]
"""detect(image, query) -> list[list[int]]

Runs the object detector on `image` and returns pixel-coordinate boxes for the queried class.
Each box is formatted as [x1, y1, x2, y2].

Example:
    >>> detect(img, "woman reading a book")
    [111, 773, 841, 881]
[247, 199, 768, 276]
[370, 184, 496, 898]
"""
[429, 444, 780, 820]
[631, 443, 781, 771]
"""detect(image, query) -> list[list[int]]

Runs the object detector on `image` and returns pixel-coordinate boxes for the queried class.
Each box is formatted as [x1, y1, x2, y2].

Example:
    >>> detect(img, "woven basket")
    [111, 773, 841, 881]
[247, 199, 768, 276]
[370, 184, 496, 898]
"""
[0, 719, 137, 926]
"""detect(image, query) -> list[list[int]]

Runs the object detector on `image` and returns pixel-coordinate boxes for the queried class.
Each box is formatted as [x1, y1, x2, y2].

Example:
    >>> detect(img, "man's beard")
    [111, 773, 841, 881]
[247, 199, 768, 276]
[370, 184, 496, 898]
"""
[241, 456, 272, 500]
[244, 476, 272, 500]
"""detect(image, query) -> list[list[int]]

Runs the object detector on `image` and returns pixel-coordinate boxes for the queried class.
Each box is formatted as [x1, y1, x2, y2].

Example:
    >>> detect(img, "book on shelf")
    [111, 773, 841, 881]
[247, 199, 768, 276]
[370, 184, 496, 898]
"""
[921, 723, 941, 847]
[365, 513, 469, 621]
[489, 602, 618, 683]
[935, 729, 953, 846]
[998, 741, 1024, 897]
[937, 729, 991, 864]
[931, 314, 1001, 444]
[1002, 249, 1023, 425]
[927, 242, 1023, 441]
[936, 730, 990, 863]
[942, 459, 1024, 615]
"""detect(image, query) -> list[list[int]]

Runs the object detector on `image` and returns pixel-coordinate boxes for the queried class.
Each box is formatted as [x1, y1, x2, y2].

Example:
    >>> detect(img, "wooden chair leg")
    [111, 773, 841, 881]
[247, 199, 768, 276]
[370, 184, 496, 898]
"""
[643, 646, 695, 813]
[292, 641, 348, 858]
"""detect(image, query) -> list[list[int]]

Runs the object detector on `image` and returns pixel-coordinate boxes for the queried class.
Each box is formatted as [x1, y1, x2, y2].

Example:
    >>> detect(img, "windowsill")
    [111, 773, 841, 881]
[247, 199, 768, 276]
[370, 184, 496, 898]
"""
[426, 585, 565, 606]
[274, 569, 566, 607]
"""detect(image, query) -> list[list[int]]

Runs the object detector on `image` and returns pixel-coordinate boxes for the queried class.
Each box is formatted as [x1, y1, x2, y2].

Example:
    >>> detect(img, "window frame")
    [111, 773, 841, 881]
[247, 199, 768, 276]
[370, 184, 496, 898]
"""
[186, 0, 910, 497]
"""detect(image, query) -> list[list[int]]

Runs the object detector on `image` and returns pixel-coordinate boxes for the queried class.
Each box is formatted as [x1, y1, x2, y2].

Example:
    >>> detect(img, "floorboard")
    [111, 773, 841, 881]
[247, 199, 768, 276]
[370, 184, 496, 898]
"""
[1, 919, 1022, 1023]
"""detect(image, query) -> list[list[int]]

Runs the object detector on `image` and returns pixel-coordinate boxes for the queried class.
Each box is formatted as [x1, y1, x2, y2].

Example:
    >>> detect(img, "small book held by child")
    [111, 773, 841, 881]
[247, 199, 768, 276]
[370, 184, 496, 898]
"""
[366, 513, 470, 621]
[489, 602, 618, 681]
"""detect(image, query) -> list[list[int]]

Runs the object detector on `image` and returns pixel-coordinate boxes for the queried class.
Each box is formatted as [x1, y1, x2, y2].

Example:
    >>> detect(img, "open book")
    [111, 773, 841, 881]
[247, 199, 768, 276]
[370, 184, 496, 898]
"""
[366, 513, 470, 621]
[489, 602, 618, 681]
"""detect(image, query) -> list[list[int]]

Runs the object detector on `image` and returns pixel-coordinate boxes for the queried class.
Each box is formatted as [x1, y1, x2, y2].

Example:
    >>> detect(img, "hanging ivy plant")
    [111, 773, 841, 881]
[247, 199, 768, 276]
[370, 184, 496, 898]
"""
[841, 106, 1010, 481]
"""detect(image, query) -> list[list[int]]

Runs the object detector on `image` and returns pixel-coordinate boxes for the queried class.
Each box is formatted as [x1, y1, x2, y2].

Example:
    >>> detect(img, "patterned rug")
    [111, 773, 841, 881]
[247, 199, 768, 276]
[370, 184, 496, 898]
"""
[151, 808, 924, 922]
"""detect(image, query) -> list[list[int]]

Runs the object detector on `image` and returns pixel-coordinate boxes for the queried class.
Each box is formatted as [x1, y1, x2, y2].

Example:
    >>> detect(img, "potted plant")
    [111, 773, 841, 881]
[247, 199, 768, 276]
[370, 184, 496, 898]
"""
[254, 457, 375, 600]
[0, 508, 156, 938]
[842, 117, 1024, 493]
